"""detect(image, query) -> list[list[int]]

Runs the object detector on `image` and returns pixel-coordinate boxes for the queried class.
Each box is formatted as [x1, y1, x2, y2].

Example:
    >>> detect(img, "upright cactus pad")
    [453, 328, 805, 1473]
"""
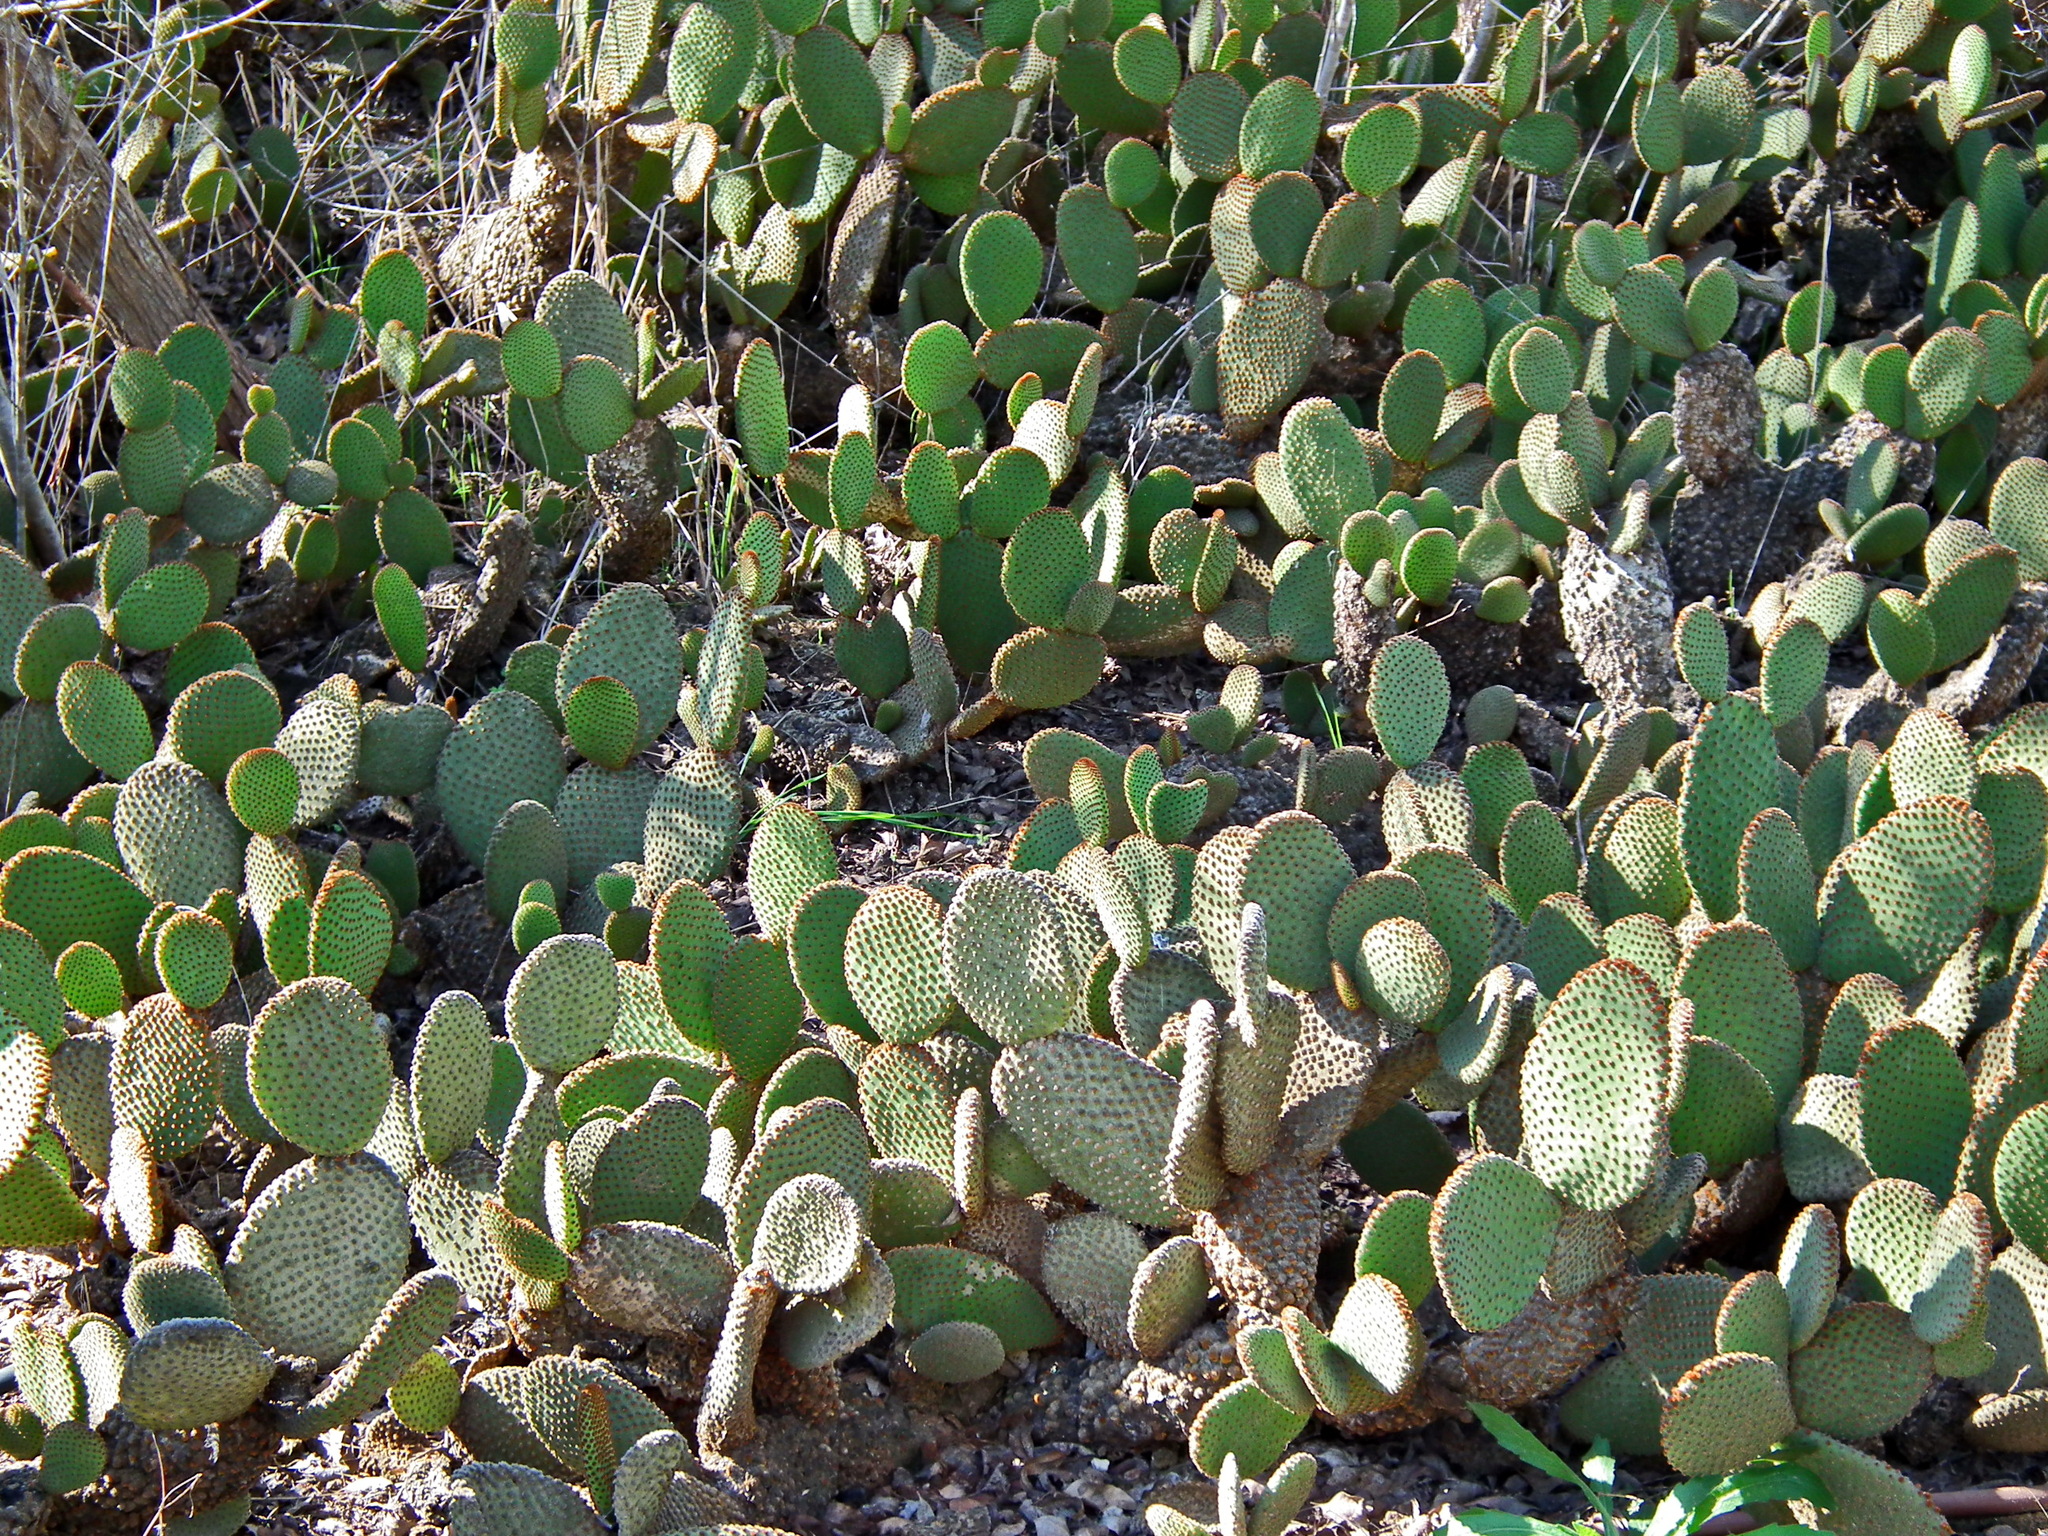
[248, 977, 392, 1157]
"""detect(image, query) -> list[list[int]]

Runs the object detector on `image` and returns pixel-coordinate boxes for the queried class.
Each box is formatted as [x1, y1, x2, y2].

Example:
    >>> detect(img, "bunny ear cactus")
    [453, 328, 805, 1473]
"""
[1366, 635, 1449, 770]
[26, 0, 2048, 1517]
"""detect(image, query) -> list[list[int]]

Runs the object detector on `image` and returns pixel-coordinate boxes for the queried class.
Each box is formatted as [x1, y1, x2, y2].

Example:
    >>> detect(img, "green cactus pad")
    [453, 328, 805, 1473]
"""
[1715, 1270, 1792, 1363]
[1858, 1021, 1970, 1195]
[1367, 635, 1449, 770]
[905, 1318, 1007, 1382]
[992, 1031, 1181, 1228]
[277, 1268, 461, 1438]
[1129, 1235, 1210, 1360]
[584, 1092, 711, 1228]
[14, 607, 105, 707]
[248, 976, 392, 1157]
[645, 749, 744, 890]
[711, 936, 803, 1083]
[108, 561, 208, 653]
[649, 880, 729, 1054]
[55, 942, 122, 1020]
[154, 908, 233, 1010]
[409, 1150, 512, 1311]
[486, 799, 569, 924]
[1042, 1212, 1146, 1355]
[224, 1153, 411, 1367]
[842, 885, 949, 1044]
[887, 1243, 1058, 1351]
[1679, 694, 1781, 923]
[507, 934, 619, 1075]
[1188, 1378, 1310, 1481]
[405, 989, 490, 1167]
[746, 803, 838, 946]
[943, 869, 1078, 1046]
[1429, 1153, 1559, 1332]
[1659, 1351, 1797, 1476]
[387, 1348, 461, 1434]
[1675, 920, 1803, 1105]
[1520, 959, 1668, 1210]
[306, 867, 393, 996]
[1818, 797, 1992, 985]
[110, 992, 219, 1160]
[960, 211, 1043, 332]
[1787, 1301, 1933, 1440]
[112, 760, 244, 909]
[119, 1316, 274, 1432]
[725, 1096, 871, 1267]
[1354, 917, 1452, 1029]
[435, 688, 567, 867]
[54, 661, 152, 782]
[755, 1172, 863, 1294]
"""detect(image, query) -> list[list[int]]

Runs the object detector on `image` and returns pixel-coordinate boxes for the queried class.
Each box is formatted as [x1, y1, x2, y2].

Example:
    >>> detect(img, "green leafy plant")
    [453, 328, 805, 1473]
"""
[1451, 1402, 1830, 1536]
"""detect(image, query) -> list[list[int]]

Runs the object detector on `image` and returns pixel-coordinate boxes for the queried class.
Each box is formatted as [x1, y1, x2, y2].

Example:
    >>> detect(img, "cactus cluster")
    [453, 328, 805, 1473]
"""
[9, 0, 2048, 1526]
[0, 573, 2044, 1531]
[44, 0, 2048, 758]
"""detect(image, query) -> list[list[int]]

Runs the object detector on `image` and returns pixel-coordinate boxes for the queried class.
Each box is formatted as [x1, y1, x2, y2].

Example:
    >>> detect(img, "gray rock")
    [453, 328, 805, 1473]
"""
[1665, 449, 1840, 608]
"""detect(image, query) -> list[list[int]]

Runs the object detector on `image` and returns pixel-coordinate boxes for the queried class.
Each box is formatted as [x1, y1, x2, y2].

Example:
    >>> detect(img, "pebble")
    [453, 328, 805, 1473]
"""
[1317, 1493, 1369, 1522]
[1034, 1517, 1071, 1536]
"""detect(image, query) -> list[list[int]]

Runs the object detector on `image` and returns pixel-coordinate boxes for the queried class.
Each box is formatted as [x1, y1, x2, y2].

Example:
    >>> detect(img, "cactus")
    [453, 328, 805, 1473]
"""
[247, 977, 391, 1156]
[14, 0, 2048, 1522]
[224, 1154, 411, 1367]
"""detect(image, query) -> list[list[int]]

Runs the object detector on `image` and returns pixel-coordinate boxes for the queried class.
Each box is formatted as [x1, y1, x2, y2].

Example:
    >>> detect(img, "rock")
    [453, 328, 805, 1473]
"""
[398, 882, 514, 1000]
[38, 1407, 281, 1535]
[1409, 586, 1527, 701]
[1331, 559, 1400, 737]
[1771, 114, 1939, 320]
[0, 1467, 47, 1536]
[1685, 1154, 1787, 1258]
[1828, 678, 1910, 750]
[1995, 385, 2048, 473]
[226, 553, 328, 653]
[1822, 413, 1933, 506]
[1190, 1159, 1322, 1316]
[1665, 449, 1838, 608]
[1560, 529, 1675, 714]
[1512, 695, 1578, 776]
[1019, 1320, 1243, 1455]
[706, 1372, 930, 1527]
[1443, 1279, 1634, 1412]
[1673, 345, 1763, 489]
[1088, 399, 1252, 491]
